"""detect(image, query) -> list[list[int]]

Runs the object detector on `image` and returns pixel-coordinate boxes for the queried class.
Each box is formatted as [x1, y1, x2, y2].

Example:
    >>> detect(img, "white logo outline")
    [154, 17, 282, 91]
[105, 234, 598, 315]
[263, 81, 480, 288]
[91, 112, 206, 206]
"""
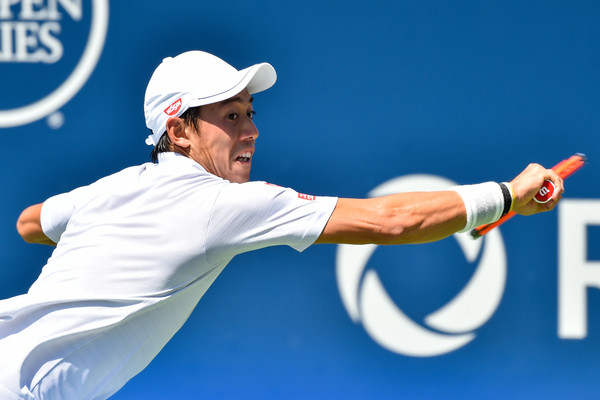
[336, 174, 507, 357]
[0, 0, 109, 128]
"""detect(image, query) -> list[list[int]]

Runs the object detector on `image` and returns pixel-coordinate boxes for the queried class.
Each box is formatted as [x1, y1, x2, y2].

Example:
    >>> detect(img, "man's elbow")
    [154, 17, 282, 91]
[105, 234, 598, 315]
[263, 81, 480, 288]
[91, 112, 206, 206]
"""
[372, 208, 431, 245]
[361, 208, 410, 245]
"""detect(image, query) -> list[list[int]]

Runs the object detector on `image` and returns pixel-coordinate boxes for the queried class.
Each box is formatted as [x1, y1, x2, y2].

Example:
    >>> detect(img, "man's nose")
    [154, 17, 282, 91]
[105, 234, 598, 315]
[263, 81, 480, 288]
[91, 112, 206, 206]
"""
[241, 119, 259, 141]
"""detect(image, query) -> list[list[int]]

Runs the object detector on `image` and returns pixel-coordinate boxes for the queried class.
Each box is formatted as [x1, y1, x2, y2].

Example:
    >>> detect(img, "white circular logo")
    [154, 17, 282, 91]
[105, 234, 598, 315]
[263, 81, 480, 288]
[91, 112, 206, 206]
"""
[0, 0, 109, 128]
[336, 174, 506, 357]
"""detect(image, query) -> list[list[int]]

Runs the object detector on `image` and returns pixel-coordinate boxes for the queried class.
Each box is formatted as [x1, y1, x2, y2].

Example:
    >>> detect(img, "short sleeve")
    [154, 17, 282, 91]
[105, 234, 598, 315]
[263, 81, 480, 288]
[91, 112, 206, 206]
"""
[40, 186, 92, 243]
[206, 182, 337, 260]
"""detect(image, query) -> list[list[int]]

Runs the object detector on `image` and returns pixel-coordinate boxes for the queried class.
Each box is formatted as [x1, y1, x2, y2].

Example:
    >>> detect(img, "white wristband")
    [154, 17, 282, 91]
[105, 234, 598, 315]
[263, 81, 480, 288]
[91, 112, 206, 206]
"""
[449, 182, 505, 233]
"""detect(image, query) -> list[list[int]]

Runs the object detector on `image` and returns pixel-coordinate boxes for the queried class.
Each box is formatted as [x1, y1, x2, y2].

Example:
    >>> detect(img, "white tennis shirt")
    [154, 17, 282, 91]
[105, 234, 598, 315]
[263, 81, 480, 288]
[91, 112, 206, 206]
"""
[0, 152, 337, 400]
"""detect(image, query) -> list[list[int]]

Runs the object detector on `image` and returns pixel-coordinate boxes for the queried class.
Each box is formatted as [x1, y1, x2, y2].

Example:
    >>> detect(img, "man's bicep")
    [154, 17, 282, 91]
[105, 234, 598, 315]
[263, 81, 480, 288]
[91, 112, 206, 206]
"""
[40, 190, 82, 244]
[315, 198, 385, 245]
[16, 203, 56, 245]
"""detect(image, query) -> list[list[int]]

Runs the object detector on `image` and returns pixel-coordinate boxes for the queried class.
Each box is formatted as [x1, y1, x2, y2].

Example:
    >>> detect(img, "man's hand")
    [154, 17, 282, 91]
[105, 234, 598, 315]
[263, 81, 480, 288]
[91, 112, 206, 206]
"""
[510, 163, 564, 216]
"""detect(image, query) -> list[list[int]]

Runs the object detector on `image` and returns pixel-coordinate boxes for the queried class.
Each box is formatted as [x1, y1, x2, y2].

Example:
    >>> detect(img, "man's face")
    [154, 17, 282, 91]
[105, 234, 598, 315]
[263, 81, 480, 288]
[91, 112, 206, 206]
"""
[187, 89, 258, 183]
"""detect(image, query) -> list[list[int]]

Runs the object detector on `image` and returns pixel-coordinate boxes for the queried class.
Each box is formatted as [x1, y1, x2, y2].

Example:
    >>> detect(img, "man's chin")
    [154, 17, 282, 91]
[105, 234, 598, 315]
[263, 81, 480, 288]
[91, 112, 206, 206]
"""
[228, 171, 251, 183]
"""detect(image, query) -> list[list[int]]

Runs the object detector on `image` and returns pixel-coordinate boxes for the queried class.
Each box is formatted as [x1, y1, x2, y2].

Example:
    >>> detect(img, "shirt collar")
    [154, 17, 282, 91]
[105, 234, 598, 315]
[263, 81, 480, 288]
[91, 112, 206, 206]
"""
[157, 152, 208, 173]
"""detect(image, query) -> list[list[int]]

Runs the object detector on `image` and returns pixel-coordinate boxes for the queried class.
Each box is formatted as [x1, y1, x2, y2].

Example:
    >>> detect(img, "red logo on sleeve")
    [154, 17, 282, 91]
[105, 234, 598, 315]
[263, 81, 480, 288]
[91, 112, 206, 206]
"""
[164, 98, 183, 116]
[265, 183, 315, 200]
[298, 193, 316, 201]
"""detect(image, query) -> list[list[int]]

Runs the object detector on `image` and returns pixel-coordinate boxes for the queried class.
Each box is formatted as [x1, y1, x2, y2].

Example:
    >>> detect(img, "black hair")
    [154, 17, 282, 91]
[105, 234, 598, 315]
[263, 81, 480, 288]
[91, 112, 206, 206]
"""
[149, 106, 203, 163]
[150, 132, 172, 163]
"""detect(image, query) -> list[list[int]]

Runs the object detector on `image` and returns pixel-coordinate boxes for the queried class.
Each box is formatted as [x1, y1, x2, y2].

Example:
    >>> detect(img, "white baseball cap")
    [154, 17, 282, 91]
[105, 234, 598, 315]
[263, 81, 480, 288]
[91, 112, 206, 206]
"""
[144, 50, 277, 146]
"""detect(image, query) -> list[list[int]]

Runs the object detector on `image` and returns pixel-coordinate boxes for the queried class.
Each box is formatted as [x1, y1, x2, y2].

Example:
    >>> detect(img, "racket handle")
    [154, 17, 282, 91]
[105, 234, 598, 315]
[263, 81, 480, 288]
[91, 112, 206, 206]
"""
[470, 153, 587, 239]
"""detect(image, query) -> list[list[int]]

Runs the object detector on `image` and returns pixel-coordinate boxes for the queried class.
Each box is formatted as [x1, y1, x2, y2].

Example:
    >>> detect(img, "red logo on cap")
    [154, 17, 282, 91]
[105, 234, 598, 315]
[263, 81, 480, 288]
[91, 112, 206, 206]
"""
[164, 98, 182, 116]
[534, 180, 555, 204]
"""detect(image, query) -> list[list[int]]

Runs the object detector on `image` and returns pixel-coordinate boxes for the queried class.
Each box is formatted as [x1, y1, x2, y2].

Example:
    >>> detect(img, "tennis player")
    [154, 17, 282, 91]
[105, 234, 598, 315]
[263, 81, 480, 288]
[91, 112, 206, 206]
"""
[0, 50, 563, 399]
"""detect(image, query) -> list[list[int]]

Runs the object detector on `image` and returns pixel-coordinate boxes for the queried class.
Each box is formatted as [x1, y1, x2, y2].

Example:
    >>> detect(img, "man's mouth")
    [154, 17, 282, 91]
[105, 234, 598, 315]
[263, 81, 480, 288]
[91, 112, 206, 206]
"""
[235, 151, 252, 162]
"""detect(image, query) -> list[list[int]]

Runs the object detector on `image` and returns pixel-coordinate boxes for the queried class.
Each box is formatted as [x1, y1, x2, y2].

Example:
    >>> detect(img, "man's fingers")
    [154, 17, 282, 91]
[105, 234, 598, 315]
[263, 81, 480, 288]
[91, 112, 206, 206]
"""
[545, 169, 564, 202]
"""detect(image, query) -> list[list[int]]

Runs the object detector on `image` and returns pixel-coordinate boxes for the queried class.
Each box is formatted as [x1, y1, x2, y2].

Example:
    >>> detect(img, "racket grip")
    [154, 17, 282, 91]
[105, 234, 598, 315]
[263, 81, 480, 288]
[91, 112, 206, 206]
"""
[470, 153, 587, 239]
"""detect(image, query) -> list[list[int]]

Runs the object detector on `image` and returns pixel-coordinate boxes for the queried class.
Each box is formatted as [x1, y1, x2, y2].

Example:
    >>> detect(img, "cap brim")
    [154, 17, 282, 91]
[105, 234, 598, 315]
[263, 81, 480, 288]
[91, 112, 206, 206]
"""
[244, 63, 277, 94]
[188, 62, 277, 108]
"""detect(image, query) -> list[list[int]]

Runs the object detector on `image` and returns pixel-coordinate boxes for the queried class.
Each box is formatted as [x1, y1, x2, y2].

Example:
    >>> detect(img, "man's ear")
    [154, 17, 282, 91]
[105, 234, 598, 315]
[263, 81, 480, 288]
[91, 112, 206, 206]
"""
[166, 117, 191, 148]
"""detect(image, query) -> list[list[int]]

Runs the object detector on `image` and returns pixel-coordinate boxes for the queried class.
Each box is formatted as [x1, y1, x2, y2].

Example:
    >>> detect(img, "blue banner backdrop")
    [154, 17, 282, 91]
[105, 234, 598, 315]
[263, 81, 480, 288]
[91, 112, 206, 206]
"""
[1, 1, 599, 398]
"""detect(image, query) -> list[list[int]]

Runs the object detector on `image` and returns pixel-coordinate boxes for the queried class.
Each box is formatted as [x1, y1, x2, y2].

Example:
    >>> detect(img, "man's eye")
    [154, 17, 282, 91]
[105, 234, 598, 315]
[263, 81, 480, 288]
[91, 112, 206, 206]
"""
[227, 113, 238, 120]
[248, 111, 256, 120]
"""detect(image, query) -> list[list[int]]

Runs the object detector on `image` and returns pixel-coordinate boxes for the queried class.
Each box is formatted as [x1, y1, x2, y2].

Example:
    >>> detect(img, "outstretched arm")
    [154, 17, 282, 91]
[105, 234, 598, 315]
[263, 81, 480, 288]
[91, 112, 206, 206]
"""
[315, 191, 466, 245]
[16, 203, 56, 246]
[316, 163, 563, 245]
